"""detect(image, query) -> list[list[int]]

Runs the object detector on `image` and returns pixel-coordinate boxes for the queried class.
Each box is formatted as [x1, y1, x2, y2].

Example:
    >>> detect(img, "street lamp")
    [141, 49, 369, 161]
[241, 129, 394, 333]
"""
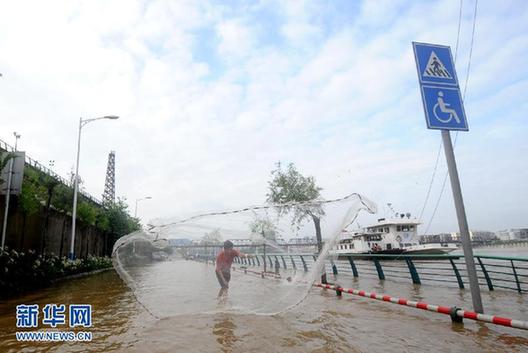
[135, 196, 152, 218]
[69, 115, 119, 259]
[13, 132, 20, 151]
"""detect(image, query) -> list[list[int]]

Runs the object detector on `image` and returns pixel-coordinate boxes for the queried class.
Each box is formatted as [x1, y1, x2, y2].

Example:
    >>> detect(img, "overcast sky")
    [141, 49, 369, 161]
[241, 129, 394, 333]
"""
[0, 0, 526, 235]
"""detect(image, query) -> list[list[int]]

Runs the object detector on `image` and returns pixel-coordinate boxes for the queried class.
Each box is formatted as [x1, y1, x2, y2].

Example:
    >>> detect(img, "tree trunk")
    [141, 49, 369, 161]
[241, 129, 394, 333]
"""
[312, 214, 322, 253]
[311, 214, 327, 284]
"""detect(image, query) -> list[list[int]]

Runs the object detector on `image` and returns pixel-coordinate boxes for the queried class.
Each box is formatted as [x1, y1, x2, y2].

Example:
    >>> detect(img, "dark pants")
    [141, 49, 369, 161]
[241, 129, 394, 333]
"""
[216, 269, 231, 289]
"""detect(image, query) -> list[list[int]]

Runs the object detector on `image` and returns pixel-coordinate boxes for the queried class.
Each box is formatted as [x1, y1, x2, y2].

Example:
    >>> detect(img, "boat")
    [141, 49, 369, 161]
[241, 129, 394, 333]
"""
[331, 213, 458, 257]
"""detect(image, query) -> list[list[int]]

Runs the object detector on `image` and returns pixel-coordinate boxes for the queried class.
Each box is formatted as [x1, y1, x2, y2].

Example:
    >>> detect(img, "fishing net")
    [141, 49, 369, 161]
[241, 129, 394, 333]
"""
[112, 193, 376, 318]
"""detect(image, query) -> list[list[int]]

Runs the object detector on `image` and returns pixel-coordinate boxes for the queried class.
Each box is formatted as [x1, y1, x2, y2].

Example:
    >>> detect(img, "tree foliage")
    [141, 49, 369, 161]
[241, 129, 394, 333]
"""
[266, 162, 325, 251]
[17, 165, 140, 249]
[201, 228, 222, 244]
[0, 152, 15, 185]
[18, 180, 41, 216]
[77, 201, 98, 226]
[104, 198, 141, 243]
[249, 216, 279, 242]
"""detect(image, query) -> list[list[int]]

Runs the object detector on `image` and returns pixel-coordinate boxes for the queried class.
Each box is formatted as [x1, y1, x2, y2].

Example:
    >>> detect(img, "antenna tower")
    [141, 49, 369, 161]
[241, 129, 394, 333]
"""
[102, 151, 115, 205]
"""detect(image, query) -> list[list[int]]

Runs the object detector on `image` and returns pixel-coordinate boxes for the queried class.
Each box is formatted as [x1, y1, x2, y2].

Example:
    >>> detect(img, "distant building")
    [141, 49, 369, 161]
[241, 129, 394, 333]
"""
[496, 228, 528, 241]
[275, 237, 286, 245]
[288, 236, 316, 244]
[229, 238, 253, 246]
[451, 230, 497, 242]
[420, 233, 453, 243]
[168, 238, 192, 246]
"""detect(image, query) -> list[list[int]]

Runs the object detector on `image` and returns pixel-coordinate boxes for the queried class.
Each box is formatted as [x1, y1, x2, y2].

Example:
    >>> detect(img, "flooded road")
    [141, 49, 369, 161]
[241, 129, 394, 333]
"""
[2, 250, 528, 352]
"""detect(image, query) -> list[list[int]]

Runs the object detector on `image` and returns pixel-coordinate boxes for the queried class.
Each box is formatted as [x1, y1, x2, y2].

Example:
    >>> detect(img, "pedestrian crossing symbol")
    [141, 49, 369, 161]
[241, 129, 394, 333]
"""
[423, 51, 452, 79]
[413, 42, 459, 86]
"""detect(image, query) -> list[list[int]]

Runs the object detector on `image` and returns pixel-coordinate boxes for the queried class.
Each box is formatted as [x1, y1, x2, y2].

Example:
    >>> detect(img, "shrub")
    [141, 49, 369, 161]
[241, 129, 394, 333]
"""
[0, 247, 113, 299]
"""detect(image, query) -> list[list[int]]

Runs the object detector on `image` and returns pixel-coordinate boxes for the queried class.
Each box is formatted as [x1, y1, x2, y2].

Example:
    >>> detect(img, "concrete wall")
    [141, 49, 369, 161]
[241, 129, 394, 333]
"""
[0, 197, 110, 258]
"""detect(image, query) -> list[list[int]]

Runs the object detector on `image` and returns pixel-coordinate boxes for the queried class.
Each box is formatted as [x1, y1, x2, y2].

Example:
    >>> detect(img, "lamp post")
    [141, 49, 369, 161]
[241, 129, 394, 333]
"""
[134, 196, 152, 218]
[69, 116, 119, 259]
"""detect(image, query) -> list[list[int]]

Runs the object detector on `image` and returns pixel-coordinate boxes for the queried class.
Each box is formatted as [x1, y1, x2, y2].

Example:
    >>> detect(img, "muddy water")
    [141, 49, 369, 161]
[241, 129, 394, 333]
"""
[1, 257, 528, 352]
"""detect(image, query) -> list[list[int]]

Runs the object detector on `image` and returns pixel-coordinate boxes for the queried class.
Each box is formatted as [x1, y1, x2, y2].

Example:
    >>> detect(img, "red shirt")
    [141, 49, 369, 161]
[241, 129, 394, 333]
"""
[216, 249, 240, 271]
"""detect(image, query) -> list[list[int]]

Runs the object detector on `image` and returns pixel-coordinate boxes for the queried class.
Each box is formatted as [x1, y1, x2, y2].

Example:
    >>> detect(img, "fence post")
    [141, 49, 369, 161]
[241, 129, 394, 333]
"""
[300, 255, 308, 272]
[449, 259, 465, 289]
[405, 257, 421, 285]
[511, 260, 522, 293]
[290, 255, 297, 270]
[373, 258, 385, 280]
[262, 255, 267, 271]
[281, 255, 287, 269]
[477, 257, 494, 291]
[348, 256, 359, 277]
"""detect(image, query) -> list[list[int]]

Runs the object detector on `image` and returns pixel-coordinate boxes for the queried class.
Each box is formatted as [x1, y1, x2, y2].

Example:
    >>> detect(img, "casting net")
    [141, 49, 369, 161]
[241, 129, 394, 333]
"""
[112, 193, 376, 318]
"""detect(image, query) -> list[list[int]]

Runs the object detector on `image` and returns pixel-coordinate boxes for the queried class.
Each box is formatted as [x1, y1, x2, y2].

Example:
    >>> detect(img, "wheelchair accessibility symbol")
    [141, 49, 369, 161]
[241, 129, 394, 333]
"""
[422, 85, 468, 131]
[434, 91, 460, 123]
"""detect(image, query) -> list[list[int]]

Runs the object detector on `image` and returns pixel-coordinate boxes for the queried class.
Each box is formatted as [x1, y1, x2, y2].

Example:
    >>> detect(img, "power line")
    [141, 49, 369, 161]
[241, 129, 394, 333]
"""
[454, 0, 464, 63]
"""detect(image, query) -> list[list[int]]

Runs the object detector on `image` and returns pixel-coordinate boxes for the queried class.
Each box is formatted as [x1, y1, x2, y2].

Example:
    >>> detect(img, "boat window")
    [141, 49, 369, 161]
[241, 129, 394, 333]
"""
[402, 225, 409, 231]
[410, 225, 414, 231]
[397, 226, 402, 232]
[384, 227, 389, 233]
[386, 244, 392, 250]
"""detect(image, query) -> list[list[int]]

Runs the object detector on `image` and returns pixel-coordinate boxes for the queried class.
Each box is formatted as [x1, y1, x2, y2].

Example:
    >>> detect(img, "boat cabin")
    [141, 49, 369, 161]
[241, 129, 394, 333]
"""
[334, 216, 421, 254]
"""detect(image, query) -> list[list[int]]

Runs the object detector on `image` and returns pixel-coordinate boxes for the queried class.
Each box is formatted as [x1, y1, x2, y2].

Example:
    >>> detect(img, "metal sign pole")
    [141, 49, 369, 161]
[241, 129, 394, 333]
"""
[441, 130, 483, 313]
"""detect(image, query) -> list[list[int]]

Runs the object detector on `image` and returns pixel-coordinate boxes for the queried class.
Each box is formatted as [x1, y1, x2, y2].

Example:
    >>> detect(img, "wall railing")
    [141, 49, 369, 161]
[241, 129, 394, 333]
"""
[0, 137, 102, 206]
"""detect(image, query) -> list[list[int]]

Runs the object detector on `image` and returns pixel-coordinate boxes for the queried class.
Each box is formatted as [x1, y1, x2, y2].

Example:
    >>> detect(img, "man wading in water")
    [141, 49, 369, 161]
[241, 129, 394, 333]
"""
[216, 240, 250, 297]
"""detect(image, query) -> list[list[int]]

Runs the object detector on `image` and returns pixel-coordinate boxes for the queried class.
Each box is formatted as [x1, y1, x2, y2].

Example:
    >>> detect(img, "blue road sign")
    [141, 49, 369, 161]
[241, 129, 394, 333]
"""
[413, 42, 468, 131]
[413, 42, 459, 87]
[421, 85, 468, 131]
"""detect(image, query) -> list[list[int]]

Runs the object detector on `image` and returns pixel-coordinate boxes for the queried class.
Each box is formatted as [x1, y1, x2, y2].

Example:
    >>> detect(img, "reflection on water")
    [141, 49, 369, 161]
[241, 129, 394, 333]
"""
[213, 314, 238, 352]
[1, 249, 528, 352]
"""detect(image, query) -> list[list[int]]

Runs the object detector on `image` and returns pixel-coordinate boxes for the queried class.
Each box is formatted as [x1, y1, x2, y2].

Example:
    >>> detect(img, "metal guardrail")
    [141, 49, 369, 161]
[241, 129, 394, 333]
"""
[0, 138, 102, 206]
[226, 252, 528, 294]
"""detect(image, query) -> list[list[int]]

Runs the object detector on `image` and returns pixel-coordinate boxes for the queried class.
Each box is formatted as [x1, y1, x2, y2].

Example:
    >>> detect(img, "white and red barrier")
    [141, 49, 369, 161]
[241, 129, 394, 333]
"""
[237, 266, 528, 331]
[315, 283, 528, 331]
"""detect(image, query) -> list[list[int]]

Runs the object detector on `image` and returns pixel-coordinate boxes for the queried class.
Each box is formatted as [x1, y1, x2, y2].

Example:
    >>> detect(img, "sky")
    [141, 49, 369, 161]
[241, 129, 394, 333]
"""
[0, 0, 527, 236]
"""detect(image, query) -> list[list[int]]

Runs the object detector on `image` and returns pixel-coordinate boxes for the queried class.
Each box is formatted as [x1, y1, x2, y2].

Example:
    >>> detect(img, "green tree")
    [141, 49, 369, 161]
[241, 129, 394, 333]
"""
[103, 198, 141, 252]
[17, 180, 41, 249]
[52, 184, 73, 214]
[38, 173, 60, 254]
[0, 152, 15, 185]
[201, 228, 222, 244]
[266, 162, 325, 252]
[249, 217, 279, 242]
[77, 202, 97, 225]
